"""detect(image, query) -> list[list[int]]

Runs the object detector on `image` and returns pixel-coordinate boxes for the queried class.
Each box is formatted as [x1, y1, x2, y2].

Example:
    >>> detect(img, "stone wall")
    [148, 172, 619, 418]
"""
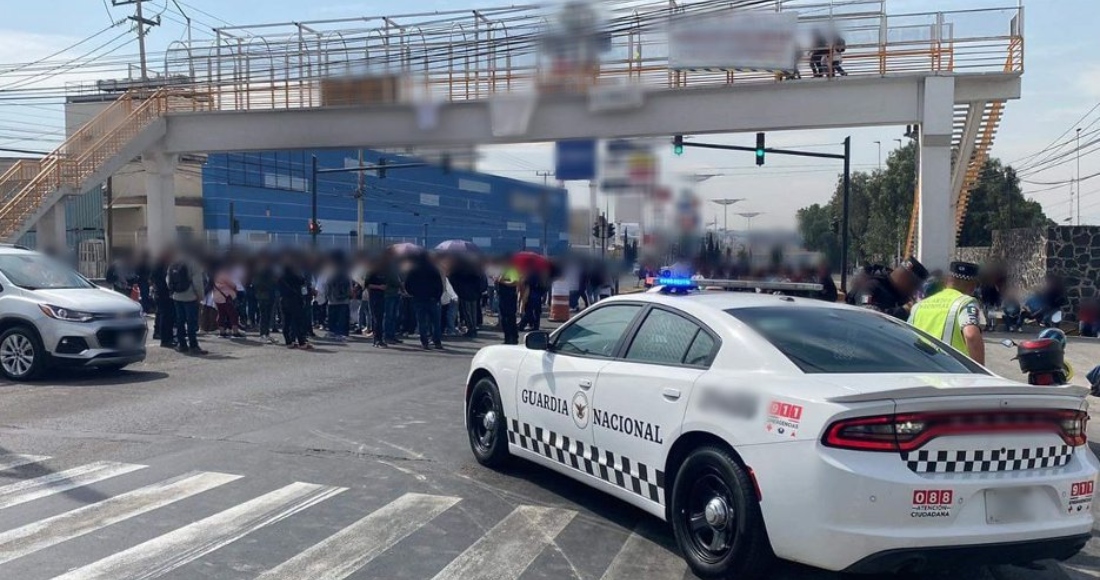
[1044, 226, 1100, 307]
[955, 226, 1100, 320]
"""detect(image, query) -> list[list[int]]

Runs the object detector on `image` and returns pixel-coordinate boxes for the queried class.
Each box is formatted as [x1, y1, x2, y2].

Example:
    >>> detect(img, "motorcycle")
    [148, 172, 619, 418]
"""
[1000, 325, 1074, 386]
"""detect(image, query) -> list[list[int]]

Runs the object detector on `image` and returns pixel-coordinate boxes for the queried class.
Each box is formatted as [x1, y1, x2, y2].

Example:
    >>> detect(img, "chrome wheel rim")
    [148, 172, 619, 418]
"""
[1, 334, 34, 377]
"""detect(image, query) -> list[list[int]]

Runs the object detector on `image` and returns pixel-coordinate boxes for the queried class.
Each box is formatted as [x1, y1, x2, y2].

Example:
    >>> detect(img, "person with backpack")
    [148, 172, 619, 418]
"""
[324, 251, 352, 342]
[168, 248, 208, 355]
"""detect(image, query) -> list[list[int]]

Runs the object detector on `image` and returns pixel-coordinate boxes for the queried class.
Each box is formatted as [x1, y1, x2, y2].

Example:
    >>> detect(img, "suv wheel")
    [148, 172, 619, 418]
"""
[670, 446, 773, 579]
[0, 326, 46, 381]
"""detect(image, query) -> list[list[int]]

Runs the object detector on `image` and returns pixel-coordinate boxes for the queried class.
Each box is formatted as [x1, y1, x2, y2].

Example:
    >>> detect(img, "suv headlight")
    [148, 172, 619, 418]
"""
[39, 304, 96, 323]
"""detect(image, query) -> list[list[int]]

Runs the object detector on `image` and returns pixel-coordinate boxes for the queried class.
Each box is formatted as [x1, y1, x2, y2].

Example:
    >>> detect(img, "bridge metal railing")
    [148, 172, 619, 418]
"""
[155, 1, 1024, 114]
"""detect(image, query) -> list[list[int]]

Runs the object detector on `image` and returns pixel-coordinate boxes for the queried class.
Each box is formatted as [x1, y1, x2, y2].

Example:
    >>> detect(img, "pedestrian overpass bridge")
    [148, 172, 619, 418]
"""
[0, 0, 1024, 272]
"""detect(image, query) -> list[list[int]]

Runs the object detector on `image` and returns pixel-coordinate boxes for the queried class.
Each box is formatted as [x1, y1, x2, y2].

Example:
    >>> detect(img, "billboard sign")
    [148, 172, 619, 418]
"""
[669, 12, 798, 72]
[555, 139, 597, 181]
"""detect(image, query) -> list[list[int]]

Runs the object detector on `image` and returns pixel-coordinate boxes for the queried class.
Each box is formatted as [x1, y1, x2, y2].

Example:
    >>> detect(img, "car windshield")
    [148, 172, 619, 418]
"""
[727, 306, 986, 374]
[0, 254, 94, 290]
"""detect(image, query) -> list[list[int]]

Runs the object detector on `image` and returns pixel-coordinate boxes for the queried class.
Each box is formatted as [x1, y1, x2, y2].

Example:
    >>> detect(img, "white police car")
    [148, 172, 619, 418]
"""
[464, 279, 1098, 578]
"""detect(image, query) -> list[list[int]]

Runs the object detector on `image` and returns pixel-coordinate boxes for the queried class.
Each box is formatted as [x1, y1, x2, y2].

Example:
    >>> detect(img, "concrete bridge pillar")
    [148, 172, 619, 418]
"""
[917, 76, 956, 272]
[37, 203, 67, 255]
[142, 149, 179, 255]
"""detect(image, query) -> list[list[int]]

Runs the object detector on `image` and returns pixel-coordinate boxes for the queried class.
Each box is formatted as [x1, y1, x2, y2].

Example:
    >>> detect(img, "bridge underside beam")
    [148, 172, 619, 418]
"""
[163, 74, 1021, 153]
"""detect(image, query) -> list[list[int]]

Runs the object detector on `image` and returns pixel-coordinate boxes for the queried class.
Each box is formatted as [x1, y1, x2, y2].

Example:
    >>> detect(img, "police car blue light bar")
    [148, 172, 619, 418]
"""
[657, 276, 697, 288]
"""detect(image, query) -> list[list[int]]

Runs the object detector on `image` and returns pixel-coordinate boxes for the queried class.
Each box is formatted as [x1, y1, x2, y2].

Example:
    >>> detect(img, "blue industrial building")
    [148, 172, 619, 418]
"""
[202, 149, 569, 253]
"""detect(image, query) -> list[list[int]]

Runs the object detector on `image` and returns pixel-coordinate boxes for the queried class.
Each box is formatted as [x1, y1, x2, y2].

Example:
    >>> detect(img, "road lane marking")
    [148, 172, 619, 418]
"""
[0, 471, 241, 566]
[52, 481, 345, 580]
[256, 493, 460, 580]
[0, 462, 146, 511]
[430, 505, 576, 580]
[0, 455, 49, 471]
[599, 521, 686, 580]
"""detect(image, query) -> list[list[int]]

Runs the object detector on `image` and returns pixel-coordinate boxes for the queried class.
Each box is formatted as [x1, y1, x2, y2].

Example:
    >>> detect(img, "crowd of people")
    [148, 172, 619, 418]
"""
[104, 244, 589, 354]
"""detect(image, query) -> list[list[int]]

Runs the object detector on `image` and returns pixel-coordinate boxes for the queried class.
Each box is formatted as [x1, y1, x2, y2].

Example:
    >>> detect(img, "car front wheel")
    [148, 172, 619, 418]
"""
[670, 446, 773, 580]
[0, 326, 46, 381]
[466, 377, 510, 468]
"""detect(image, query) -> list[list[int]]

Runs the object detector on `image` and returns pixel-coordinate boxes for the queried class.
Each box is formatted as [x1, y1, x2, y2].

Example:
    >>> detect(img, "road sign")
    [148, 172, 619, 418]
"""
[555, 139, 597, 181]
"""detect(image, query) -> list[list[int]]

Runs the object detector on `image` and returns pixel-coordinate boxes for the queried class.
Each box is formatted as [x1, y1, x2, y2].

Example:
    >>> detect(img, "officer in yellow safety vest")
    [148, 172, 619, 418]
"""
[908, 261, 984, 365]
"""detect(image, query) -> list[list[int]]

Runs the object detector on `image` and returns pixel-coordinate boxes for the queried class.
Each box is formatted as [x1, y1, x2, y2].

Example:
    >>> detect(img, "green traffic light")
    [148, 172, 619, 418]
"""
[674, 145, 684, 156]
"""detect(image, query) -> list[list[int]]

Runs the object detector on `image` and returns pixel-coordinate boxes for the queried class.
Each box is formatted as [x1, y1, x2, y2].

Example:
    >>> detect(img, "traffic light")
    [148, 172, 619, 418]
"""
[673, 135, 684, 156]
[308, 219, 323, 235]
[592, 219, 602, 239]
[755, 132, 765, 166]
[377, 157, 387, 179]
[606, 222, 616, 240]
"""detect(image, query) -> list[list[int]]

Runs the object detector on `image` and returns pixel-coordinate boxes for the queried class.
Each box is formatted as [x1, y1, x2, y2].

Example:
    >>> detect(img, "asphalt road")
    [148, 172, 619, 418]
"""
[0, 322, 1096, 580]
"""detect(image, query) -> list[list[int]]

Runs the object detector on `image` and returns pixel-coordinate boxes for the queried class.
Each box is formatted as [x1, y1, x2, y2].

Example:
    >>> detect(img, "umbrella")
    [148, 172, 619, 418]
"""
[513, 251, 550, 271]
[390, 242, 423, 256]
[435, 239, 480, 253]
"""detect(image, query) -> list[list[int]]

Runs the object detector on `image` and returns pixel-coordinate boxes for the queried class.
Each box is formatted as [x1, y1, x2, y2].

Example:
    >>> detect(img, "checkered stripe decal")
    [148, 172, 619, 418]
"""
[508, 419, 665, 504]
[903, 445, 1073, 474]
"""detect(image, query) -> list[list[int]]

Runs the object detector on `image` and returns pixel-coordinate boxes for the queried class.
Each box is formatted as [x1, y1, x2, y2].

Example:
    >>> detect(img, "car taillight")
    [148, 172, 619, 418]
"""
[822, 409, 1089, 452]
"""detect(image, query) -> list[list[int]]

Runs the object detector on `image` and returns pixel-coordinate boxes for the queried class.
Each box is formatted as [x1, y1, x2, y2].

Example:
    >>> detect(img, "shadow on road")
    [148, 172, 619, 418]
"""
[0, 443, 112, 506]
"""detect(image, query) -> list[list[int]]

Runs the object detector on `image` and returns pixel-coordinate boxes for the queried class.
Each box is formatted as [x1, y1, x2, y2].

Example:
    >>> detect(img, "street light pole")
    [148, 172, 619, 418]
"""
[874, 140, 881, 171]
[710, 198, 744, 233]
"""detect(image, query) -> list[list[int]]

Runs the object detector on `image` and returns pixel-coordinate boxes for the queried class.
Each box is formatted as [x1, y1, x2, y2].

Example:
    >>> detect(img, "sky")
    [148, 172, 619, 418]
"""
[0, 0, 1096, 232]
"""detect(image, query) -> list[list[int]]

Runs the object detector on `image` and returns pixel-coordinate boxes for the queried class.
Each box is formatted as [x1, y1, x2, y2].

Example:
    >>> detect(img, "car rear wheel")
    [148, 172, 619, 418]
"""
[466, 377, 510, 468]
[670, 446, 772, 579]
[0, 326, 46, 381]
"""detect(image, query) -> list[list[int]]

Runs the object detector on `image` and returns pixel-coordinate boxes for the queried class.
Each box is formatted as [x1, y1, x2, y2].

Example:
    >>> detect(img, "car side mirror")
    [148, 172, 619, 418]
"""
[525, 330, 550, 351]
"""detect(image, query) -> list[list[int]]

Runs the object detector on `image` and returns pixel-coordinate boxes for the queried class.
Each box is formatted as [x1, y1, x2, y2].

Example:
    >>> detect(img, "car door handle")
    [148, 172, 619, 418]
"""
[662, 388, 681, 401]
[578, 379, 593, 390]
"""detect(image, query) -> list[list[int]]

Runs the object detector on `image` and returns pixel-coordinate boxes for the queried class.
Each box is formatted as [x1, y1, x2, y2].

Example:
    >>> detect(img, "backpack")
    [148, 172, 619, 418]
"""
[167, 261, 191, 294]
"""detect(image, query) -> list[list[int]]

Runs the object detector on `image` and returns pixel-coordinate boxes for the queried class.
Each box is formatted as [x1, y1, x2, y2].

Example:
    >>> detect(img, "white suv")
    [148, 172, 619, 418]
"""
[0, 245, 145, 380]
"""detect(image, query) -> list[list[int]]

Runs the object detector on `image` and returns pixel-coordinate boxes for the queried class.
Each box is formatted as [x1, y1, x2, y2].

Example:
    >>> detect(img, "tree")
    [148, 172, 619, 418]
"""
[957, 161, 1050, 246]
[798, 141, 1050, 267]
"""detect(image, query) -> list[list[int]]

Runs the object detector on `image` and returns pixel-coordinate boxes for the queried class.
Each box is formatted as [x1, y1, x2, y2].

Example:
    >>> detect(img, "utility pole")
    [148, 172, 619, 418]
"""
[310, 155, 318, 248]
[1077, 127, 1082, 226]
[105, 177, 113, 265]
[842, 136, 851, 291]
[113, 0, 160, 82]
[228, 201, 235, 249]
[537, 170, 552, 254]
[356, 149, 365, 249]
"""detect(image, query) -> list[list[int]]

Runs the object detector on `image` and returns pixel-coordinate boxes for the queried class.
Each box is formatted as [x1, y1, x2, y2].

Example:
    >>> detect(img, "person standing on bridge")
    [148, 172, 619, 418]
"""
[908, 261, 985, 365]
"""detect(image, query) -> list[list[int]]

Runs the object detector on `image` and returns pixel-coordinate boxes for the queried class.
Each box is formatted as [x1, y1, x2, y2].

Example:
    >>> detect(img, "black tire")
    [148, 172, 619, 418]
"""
[670, 446, 773, 580]
[0, 326, 46, 381]
[466, 376, 510, 468]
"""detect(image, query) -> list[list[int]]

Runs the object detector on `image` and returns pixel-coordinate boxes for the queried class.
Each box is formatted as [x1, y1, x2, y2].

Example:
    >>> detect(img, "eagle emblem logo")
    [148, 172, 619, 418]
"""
[571, 391, 590, 429]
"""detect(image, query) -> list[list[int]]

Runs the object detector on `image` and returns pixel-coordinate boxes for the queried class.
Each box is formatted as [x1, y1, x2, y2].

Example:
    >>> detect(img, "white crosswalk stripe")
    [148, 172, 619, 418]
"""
[0, 457, 689, 580]
[256, 492, 460, 580]
[0, 471, 240, 567]
[0, 462, 146, 511]
[0, 455, 49, 471]
[600, 520, 687, 580]
[52, 481, 346, 580]
[430, 505, 577, 580]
